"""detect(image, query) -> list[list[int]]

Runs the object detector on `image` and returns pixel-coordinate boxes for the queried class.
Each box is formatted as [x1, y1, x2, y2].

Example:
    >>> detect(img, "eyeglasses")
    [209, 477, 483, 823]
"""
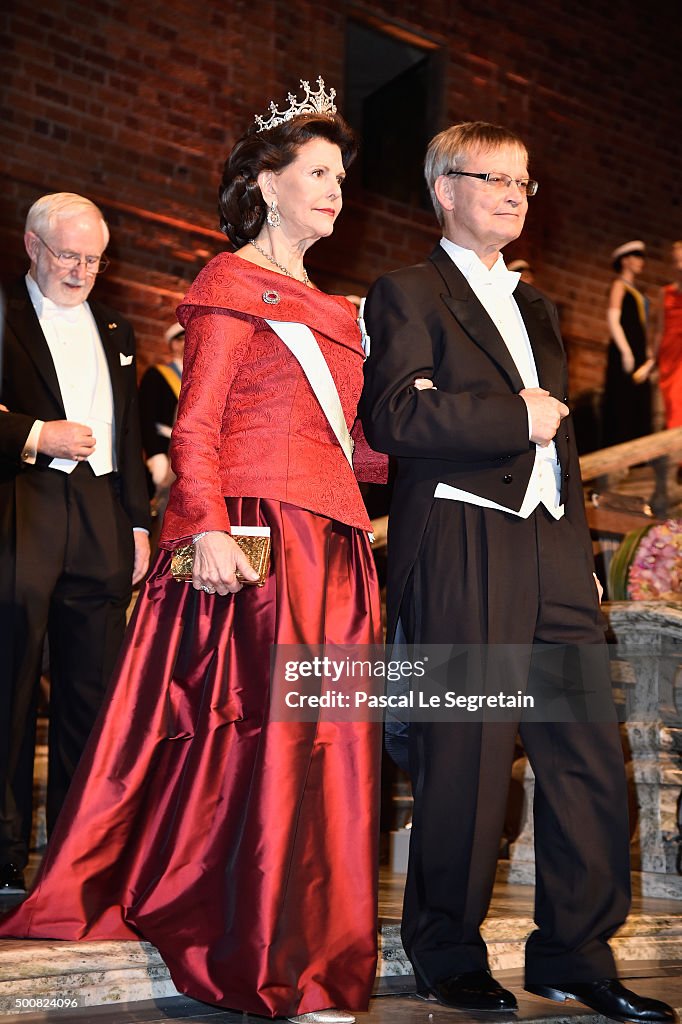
[35, 234, 110, 274]
[446, 170, 539, 197]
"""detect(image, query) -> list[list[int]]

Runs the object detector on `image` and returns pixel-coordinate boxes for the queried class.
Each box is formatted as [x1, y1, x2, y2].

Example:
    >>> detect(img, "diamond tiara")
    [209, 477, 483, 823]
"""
[254, 77, 337, 133]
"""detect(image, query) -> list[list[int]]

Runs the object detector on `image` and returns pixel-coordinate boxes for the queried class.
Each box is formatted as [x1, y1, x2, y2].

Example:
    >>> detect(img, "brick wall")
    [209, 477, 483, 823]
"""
[1, 0, 680, 399]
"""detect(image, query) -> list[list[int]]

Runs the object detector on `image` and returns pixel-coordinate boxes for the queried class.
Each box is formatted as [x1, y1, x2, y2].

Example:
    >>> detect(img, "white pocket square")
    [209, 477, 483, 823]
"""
[119, 353, 133, 366]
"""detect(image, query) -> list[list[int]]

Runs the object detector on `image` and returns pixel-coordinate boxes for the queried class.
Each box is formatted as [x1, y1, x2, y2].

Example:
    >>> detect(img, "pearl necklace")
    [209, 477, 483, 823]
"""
[249, 238, 310, 287]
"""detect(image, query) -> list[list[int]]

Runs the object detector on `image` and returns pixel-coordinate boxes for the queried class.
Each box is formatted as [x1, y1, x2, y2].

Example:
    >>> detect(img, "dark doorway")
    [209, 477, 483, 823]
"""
[345, 17, 443, 209]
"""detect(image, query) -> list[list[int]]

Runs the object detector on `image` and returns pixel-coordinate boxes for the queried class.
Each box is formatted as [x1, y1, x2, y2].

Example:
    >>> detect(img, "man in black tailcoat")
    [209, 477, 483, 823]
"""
[0, 192, 150, 890]
[361, 122, 673, 1021]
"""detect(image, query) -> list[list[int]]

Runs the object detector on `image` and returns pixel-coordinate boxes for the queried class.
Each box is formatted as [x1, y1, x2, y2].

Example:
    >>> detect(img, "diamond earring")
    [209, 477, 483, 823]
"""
[267, 201, 280, 228]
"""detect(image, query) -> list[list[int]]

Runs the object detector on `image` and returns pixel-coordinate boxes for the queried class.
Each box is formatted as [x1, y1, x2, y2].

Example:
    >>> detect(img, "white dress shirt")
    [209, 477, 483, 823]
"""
[25, 274, 115, 475]
[434, 239, 564, 520]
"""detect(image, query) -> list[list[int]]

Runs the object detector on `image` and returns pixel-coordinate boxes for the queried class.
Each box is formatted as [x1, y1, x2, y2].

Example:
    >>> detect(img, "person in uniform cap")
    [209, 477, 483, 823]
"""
[611, 239, 646, 266]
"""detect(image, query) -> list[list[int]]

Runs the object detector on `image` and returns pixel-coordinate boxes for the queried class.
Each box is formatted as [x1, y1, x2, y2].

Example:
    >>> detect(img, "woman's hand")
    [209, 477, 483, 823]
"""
[192, 531, 259, 595]
[632, 357, 655, 384]
[620, 347, 635, 374]
[414, 378, 437, 391]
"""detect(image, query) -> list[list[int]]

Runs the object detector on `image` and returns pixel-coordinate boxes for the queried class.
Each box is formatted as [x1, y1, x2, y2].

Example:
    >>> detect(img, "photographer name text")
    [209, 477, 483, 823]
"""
[283, 689, 534, 710]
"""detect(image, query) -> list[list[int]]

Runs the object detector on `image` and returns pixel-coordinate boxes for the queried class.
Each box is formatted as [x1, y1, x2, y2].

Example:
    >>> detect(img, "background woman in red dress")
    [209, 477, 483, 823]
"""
[657, 240, 682, 430]
[0, 79, 386, 1024]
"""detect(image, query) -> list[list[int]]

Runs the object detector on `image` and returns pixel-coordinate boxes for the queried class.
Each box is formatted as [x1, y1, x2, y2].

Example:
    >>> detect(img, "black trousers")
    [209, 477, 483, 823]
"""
[399, 501, 631, 986]
[0, 464, 133, 866]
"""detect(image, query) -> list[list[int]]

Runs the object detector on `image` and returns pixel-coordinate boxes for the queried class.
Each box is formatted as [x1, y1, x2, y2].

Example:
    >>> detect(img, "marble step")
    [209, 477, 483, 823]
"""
[2, 910, 682, 1015]
[0, 939, 176, 1016]
[380, 911, 682, 980]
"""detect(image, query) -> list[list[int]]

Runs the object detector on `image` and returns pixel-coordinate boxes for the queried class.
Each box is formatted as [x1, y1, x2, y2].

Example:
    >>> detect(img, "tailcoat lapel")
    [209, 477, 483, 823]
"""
[5, 284, 128, 464]
[514, 286, 566, 398]
[428, 245, 525, 392]
[429, 246, 566, 399]
[5, 282, 65, 412]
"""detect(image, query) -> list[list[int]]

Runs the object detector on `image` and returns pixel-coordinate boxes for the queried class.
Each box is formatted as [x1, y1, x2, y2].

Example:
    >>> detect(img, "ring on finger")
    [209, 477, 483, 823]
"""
[200, 584, 215, 594]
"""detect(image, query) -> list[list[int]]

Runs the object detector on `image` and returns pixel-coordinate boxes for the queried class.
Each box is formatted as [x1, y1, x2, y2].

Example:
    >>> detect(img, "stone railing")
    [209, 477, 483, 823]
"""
[507, 601, 682, 897]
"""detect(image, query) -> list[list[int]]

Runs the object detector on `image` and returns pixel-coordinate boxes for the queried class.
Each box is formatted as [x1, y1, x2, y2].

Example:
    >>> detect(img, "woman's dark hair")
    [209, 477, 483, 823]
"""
[218, 113, 357, 247]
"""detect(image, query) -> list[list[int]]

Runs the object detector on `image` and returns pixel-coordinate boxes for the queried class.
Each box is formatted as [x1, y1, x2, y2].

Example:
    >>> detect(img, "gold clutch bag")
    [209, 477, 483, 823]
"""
[170, 527, 271, 587]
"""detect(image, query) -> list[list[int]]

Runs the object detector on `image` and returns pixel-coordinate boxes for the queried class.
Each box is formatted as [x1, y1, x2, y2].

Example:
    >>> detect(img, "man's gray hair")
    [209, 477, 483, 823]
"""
[25, 192, 110, 245]
[424, 122, 528, 227]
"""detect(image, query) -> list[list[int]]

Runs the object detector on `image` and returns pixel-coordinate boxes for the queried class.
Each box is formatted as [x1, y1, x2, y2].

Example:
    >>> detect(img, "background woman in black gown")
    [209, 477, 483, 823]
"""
[602, 239, 654, 447]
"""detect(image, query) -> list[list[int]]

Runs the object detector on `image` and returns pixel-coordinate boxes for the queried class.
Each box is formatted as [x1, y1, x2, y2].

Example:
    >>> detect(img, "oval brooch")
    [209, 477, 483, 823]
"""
[262, 289, 280, 305]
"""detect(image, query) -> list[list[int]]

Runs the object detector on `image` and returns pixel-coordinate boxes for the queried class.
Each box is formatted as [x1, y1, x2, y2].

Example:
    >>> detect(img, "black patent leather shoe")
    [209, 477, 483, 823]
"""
[0, 863, 25, 893]
[525, 978, 675, 1023]
[418, 969, 518, 1012]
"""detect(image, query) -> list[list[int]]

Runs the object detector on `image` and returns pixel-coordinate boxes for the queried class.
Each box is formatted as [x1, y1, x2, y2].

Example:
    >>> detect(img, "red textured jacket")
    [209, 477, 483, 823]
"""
[160, 252, 387, 545]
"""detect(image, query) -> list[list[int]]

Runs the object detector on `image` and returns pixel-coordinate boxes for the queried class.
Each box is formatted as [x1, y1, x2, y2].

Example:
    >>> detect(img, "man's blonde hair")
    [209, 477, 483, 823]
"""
[424, 122, 528, 227]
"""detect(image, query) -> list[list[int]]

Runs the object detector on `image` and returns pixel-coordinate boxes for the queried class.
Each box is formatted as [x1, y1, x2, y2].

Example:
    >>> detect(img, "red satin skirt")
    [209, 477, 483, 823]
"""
[0, 498, 382, 1017]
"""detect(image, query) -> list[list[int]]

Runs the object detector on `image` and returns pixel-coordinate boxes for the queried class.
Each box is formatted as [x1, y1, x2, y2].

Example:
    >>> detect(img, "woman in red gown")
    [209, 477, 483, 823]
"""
[0, 81, 386, 1024]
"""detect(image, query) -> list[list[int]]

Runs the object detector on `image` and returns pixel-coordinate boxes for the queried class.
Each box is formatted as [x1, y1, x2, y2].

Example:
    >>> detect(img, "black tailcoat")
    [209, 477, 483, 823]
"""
[360, 245, 631, 986]
[0, 278, 150, 865]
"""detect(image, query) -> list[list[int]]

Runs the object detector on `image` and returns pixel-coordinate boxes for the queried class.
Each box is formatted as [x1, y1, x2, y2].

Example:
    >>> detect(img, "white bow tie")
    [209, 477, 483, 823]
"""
[40, 302, 83, 324]
[468, 262, 520, 299]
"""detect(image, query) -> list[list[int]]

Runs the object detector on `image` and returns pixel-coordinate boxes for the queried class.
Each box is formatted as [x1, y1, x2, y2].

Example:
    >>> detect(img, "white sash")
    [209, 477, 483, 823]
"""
[265, 319, 354, 467]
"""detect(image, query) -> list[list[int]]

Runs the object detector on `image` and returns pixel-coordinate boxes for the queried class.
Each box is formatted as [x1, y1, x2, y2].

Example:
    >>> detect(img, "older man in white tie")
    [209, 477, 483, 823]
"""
[361, 122, 674, 1020]
[0, 193, 150, 891]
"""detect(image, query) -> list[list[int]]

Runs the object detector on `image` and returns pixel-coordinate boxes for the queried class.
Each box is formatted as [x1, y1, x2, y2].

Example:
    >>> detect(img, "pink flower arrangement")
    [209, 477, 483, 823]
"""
[627, 518, 682, 600]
